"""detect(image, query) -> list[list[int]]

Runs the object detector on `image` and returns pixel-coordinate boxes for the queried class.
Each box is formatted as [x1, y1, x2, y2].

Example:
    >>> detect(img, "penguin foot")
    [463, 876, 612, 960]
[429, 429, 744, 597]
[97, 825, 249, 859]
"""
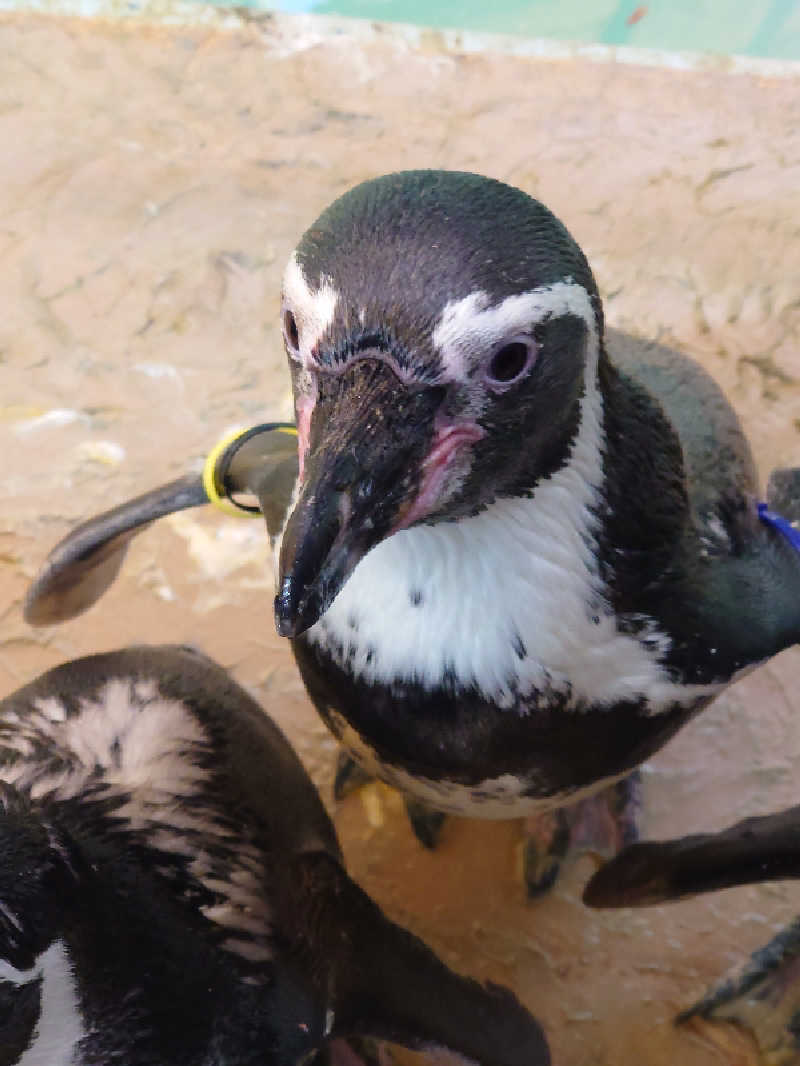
[333, 755, 448, 851]
[522, 809, 570, 897]
[567, 771, 642, 860]
[405, 797, 448, 850]
[523, 773, 641, 898]
[333, 750, 376, 802]
[678, 917, 800, 1065]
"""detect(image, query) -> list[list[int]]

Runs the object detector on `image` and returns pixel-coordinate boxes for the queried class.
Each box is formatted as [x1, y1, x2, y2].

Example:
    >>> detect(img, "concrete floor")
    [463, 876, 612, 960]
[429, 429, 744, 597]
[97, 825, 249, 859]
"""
[1, 10, 800, 1063]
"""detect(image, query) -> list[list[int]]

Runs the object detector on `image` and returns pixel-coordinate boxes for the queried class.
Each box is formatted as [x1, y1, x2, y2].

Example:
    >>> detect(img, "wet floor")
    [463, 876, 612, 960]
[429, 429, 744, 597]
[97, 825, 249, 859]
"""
[1, 9, 800, 1063]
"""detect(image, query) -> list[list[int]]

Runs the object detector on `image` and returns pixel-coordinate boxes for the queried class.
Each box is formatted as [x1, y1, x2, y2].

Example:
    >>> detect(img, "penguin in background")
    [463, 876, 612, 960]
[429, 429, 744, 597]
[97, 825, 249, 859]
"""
[21, 170, 800, 898]
[0, 643, 550, 1066]
[583, 800, 800, 1061]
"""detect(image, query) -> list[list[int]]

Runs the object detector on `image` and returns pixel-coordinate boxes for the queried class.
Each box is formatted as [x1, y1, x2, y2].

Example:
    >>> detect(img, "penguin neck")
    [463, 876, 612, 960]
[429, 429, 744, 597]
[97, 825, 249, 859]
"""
[594, 347, 691, 614]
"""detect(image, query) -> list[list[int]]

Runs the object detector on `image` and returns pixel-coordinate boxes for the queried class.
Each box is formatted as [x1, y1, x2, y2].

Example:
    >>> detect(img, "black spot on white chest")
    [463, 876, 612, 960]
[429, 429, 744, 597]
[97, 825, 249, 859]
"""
[306, 493, 719, 716]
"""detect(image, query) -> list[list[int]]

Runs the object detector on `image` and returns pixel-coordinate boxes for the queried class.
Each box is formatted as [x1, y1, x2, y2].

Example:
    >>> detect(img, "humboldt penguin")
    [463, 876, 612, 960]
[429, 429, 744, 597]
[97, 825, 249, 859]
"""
[0, 643, 549, 1065]
[272, 169, 800, 891]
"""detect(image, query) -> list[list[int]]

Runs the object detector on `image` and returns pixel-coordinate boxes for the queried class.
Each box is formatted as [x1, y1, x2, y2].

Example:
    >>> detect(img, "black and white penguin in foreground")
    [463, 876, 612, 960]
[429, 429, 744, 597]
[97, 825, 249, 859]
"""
[272, 169, 800, 887]
[0, 644, 549, 1065]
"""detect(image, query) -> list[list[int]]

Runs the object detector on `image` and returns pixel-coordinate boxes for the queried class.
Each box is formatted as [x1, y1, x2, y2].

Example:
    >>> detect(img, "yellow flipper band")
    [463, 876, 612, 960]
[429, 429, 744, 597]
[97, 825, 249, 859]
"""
[203, 428, 254, 517]
[202, 424, 298, 518]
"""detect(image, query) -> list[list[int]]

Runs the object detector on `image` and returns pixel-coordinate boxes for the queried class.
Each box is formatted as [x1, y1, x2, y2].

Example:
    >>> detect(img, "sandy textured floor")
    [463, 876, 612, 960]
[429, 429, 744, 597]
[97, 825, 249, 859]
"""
[1, 10, 800, 1064]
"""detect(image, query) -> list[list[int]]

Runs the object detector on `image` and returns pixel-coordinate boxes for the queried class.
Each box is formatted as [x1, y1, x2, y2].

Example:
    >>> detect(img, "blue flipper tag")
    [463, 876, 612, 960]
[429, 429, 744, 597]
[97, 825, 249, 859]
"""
[758, 502, 800, 553]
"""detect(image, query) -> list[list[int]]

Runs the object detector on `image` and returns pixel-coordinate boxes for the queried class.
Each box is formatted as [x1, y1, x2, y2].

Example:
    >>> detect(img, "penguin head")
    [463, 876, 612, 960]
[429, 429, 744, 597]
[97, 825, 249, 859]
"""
[276, 170, 604, 636]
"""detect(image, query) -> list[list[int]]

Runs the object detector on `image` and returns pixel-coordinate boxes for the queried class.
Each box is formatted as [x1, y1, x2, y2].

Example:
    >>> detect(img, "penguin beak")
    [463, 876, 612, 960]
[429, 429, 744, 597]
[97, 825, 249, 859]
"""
[275, 360, 475, 638]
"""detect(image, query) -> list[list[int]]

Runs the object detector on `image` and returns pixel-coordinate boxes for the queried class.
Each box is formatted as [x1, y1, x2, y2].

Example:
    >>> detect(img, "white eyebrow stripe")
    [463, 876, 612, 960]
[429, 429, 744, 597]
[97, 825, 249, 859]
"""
[282, 252, 340, 370]
[432, 280, 597, 381]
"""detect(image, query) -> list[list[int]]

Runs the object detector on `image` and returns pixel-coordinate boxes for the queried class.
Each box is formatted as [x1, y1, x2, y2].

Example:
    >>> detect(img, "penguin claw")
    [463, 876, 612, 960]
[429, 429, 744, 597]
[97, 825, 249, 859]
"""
[333, 750, 376, 802]
[523, 772, 642, 899]
[404, 797, 448, 850]
[678, 917, 800, 1065]
[677, 1016, 762, 1066]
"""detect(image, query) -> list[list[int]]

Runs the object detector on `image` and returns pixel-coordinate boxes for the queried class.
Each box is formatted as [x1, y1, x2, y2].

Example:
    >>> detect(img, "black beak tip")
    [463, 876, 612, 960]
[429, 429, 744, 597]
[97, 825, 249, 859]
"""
[274, 602, 299, 639]
[274, 578, 321, 639]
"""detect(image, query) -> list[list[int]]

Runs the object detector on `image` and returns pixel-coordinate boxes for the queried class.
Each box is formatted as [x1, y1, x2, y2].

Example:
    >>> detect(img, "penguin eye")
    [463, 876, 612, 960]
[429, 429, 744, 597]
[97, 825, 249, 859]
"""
[283, 309, 300, 356]
[485, 338, 535, 389]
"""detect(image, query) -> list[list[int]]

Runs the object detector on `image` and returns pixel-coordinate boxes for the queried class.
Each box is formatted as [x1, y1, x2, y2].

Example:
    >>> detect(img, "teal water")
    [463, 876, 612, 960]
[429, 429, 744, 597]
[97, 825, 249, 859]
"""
[273, 0, 800, 61]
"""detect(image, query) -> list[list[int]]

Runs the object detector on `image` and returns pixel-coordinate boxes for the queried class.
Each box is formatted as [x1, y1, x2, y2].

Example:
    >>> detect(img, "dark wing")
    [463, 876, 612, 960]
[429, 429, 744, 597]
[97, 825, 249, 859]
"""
[23, 475, 207, 626]
[584, 804, 800, 907]
[606, 328, 758, 525]
[284, 851, 551, 1066]
[24, 425, 299, 626]
[608, 329, 800, 665]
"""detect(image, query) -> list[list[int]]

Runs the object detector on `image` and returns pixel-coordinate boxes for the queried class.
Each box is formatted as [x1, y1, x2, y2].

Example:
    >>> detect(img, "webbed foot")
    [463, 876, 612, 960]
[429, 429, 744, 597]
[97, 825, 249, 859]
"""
[524, 772, 641, 898]
[678, 917, 800, 1065]
[333, 750, 377, 802]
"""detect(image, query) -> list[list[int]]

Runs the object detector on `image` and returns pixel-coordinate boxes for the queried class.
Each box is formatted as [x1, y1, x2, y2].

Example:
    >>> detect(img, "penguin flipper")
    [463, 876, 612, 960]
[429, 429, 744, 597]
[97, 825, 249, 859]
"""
[288, 852, 550, 1066]
[23, 475, 208, 626]
[24, 424, 298, 626]
[583, 811, 800, 1060]
[583, 803, 800, 907]
[676, 509, 800, 674]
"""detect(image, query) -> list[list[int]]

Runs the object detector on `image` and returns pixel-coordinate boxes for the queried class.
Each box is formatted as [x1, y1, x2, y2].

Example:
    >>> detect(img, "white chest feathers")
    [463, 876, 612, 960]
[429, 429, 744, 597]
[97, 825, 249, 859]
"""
[307, 393, 720, 714]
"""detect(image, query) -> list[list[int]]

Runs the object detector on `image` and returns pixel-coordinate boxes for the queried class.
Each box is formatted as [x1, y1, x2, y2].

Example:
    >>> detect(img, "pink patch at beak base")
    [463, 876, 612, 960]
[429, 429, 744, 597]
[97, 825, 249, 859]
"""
[395, 422, 484, 531]
[294, 394, 315, 483]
